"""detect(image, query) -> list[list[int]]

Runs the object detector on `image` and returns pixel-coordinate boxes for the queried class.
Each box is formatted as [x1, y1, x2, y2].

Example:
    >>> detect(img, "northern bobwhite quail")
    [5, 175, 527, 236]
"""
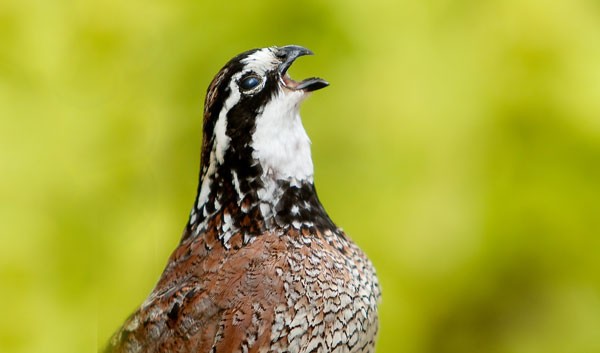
[105, 45, 381, 353]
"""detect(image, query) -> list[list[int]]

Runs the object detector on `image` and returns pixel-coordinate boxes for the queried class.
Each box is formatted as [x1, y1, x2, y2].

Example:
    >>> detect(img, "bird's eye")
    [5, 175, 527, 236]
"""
[239, 75, 262, 91]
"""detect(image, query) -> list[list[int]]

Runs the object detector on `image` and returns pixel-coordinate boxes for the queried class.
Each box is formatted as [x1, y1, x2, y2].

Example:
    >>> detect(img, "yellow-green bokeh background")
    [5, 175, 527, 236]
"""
[1, 0, 600, 352]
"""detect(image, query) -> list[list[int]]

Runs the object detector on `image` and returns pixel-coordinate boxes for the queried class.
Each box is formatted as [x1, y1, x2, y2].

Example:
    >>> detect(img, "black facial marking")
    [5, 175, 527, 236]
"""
[200, 49, 261, 166]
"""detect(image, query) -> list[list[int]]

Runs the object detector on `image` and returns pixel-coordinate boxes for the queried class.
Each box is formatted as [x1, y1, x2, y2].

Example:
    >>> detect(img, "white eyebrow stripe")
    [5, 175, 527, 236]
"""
[240, 48, 279, 74]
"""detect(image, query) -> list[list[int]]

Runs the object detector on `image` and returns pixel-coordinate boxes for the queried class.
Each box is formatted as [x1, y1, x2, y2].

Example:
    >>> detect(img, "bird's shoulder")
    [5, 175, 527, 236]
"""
[105, 232, 290, 353]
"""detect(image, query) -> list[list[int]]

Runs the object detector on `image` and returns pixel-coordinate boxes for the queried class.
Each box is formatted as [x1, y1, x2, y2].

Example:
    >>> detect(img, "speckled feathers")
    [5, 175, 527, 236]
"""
[105, 46, 380, 353]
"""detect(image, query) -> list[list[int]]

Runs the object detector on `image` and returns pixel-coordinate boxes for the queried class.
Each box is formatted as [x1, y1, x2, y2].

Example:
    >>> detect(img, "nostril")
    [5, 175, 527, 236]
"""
[275, 50, 287, 59]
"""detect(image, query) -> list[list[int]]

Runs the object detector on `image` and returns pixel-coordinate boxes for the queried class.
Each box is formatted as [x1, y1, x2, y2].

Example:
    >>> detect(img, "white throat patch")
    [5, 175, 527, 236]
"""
[251, 89, 314, 182]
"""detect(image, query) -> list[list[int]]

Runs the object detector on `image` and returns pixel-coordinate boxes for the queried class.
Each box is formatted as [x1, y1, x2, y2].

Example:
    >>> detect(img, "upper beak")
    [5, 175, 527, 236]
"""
[276, 45, 329, 92]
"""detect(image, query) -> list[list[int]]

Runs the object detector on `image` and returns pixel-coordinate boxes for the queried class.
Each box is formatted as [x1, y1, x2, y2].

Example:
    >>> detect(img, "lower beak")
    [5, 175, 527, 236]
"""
[276, 45, 329, 92]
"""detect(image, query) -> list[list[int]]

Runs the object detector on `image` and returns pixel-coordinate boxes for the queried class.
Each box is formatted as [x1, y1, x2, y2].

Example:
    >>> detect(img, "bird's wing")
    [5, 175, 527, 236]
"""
[104, 232, 288, 353]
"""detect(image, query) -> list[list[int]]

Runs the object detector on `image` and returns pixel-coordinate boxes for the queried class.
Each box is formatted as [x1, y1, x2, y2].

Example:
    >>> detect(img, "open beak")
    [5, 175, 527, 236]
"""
[276, 45, 329, 92]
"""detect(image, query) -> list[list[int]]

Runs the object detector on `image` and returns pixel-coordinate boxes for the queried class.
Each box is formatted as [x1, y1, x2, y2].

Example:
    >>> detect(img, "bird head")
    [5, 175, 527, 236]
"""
[200, 45, 329, 184]
[189, 45, 334, 242]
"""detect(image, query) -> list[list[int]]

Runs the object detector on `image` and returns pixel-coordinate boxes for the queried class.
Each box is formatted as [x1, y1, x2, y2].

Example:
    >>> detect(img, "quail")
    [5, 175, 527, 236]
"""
[105, 45, 380, 353]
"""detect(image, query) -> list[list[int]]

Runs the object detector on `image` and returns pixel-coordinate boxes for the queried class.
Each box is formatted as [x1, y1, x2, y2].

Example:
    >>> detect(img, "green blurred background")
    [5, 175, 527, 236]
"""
[1, 0, 600, 352]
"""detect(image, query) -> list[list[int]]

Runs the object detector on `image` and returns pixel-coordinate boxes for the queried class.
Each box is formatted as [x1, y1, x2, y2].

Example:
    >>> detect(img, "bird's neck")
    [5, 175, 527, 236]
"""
[184, 156, 336, 247]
